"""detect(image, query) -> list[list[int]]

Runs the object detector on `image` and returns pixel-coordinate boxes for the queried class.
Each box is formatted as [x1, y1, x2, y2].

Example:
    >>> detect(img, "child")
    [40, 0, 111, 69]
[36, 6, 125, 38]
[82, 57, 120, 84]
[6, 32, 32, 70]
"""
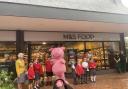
[89, 58, 97, 83]
[45, 56, 53, 86]
[82, 58, 89, 84]
[33, 58, 43, 89]
[75, 59, 84, 84]
[28, 62, 35, 89]
[70, 58, 77, 85]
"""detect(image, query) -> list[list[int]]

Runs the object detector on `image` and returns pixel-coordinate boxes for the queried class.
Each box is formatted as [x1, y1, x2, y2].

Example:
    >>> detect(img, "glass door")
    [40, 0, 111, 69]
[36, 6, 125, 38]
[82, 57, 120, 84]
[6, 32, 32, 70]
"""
[104, 42, 120, 69]
[86, 42, 120, 70]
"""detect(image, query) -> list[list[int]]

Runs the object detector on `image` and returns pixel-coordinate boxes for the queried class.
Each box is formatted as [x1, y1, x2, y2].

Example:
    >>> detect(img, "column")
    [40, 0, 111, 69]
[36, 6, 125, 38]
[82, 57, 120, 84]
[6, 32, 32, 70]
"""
[120, 33, 126, 72]
[27, 43, 32, 63]
[16, 30, 24, 55]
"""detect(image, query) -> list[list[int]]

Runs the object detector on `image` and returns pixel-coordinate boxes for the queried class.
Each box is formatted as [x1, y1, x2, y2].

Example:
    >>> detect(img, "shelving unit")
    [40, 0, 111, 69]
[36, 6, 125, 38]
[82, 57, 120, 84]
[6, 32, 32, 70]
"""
[90, 47, 109, 70]
[0, 48, 16, 62]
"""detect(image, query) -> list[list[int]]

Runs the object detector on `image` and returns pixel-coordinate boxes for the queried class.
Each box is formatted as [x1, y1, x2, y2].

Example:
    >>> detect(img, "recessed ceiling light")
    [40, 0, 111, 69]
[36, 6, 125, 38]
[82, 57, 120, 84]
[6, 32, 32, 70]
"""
[42, 42, 47, 45]
[121, 0, 128, 8]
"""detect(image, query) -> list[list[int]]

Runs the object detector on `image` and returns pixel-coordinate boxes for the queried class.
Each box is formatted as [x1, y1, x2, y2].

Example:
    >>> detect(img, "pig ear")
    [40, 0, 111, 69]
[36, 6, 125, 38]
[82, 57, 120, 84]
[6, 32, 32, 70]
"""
[61, 47, 65, 51]
[49, 48, 54, 51]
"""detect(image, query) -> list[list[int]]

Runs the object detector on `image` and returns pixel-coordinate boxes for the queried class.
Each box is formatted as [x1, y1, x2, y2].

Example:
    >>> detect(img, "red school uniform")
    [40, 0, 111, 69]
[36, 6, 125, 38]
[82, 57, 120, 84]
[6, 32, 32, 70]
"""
[89, 62, 96, 69]
[75, 64, 84, 76]
[33, 62, 43, 75]
[28, 66, 35, 80]
[45, 59, 52, 72]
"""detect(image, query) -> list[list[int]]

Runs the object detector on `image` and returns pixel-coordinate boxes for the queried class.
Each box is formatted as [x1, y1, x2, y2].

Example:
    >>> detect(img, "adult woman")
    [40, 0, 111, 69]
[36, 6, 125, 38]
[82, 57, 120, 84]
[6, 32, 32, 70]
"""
[16, 53, 26, 89]
[114, 52, 121, 73]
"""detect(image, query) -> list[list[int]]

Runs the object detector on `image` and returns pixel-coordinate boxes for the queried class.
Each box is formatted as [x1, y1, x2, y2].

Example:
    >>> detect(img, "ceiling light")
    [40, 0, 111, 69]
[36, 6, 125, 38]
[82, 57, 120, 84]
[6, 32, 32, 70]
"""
[42, 42, 47, 45]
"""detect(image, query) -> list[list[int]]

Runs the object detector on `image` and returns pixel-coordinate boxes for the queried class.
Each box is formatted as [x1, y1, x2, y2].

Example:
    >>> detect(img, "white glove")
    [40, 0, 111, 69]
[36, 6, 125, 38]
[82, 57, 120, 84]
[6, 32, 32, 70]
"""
[72, 65, 75, 69]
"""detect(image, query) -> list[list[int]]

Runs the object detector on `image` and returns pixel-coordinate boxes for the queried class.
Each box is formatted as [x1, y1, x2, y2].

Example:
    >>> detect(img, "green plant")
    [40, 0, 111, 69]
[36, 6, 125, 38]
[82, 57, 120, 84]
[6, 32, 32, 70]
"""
[0, 70, 15, 89]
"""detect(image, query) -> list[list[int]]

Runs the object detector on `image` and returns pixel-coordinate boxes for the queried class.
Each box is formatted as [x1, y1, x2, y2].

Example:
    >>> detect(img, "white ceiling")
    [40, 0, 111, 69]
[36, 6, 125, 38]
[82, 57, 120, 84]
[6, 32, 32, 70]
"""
[0, 16, 128, 34]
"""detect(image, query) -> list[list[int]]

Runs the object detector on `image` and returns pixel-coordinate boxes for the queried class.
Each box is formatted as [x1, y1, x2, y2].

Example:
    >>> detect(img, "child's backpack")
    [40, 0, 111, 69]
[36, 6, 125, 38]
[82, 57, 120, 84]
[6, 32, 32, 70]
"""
[53, 79, 73, 89]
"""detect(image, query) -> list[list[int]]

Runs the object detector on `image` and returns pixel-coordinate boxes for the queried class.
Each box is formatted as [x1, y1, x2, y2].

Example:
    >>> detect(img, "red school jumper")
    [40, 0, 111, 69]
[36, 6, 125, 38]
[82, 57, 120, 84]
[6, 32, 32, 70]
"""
[45, 59, 52, 72]
[75, 64, 84, 76]
[89, 62, 96, 69]
[28, 66, 35, 80]
[33, 62, 43, 75]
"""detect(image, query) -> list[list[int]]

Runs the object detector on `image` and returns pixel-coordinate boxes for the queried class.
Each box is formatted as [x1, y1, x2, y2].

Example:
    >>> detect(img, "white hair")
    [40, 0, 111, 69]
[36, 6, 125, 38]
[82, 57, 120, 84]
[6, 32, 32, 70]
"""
[18, 53, 24, 58]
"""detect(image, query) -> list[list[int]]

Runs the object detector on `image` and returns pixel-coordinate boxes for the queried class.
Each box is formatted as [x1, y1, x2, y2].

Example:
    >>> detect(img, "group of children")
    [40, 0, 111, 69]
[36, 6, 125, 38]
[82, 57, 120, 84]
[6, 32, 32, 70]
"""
[27, 58, 43, 89]
[27, 51, 97, 89]
[70, 52, 97, 85]
[27, 55, 53, 89]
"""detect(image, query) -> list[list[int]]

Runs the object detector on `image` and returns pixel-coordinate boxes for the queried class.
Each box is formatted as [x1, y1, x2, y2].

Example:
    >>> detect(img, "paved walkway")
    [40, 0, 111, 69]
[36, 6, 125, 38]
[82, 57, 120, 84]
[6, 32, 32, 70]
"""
[42, 73, 128, 89]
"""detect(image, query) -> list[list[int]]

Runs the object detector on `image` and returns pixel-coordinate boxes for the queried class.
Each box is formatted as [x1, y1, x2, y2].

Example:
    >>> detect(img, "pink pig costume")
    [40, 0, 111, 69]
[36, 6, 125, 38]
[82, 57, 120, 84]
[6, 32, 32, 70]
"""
[49, 47, 67, 83]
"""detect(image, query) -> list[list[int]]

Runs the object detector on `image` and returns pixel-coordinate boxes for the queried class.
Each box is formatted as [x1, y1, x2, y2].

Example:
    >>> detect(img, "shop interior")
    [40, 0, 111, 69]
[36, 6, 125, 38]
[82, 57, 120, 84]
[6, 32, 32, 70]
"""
[27, 41, 120, 73]
[0, 42, 16, 70]
[0, 42, 16, 63]
[0, 41, 120, 73]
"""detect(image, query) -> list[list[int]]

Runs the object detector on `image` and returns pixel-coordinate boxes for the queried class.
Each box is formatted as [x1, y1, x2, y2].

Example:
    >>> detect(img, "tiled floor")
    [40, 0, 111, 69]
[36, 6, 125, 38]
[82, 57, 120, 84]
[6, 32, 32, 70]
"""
[41, 73, 128, 89]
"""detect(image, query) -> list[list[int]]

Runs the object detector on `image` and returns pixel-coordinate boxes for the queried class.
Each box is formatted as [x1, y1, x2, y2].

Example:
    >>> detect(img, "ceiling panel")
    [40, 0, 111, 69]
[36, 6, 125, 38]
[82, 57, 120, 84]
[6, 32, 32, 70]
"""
[0, 16, 128, 34]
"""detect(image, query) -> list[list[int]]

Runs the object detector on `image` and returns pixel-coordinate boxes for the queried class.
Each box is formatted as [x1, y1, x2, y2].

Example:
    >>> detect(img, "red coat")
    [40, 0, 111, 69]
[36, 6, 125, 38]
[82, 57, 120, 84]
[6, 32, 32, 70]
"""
[33, 62, 43, 75]
[89, 62, 96, 69]
[75, 64, 84, 76]
[45, 60, 52, 72]
[28, 67, 35, 80]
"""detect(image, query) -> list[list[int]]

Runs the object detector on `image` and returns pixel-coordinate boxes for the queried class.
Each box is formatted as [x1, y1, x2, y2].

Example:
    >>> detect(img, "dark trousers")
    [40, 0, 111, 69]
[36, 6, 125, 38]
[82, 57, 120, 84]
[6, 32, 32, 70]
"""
[72, 69, 77, 84]
[72, 69, 83, 84]
[76, 75, 83, 84]
[82, 69, 89, 83]
[116, 62, 121, 73]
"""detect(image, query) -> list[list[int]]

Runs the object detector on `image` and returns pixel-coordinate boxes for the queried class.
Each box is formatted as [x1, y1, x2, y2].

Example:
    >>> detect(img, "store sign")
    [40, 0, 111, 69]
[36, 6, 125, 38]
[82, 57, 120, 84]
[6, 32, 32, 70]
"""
[63, 33, 95, 40]
[24, 32, 120, 41]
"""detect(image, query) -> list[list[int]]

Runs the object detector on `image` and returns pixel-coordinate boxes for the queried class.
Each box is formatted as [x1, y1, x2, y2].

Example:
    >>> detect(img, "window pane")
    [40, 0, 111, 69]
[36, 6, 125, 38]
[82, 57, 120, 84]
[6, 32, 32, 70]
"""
[86, 42, 105, 69]
[65, 42, 84, 51]
[0, 42, 16, 63]
[104, 42, 120, 69]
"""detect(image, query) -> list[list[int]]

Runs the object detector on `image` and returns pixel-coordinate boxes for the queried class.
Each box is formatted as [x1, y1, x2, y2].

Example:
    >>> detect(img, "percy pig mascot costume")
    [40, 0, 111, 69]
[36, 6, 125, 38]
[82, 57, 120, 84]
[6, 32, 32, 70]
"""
[49, 46, 68, 85]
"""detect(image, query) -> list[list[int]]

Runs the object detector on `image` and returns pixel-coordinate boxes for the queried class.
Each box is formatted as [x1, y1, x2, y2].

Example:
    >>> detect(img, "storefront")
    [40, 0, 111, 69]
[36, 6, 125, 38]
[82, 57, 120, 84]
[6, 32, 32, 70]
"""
[0, 0, 127, 76]
[24, 31, 121, 73]
[0, 30, 126, 73]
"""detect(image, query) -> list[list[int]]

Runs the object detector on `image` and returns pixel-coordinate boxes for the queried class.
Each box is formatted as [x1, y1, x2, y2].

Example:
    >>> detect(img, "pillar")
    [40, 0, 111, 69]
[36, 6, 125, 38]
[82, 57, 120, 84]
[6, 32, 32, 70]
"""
[120, 33, 126, 72]
[16, 30, 24, 55]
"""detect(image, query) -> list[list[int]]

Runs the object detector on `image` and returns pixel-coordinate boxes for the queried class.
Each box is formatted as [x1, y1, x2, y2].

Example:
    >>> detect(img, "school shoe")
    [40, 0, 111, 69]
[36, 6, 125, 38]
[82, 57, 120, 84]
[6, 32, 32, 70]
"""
[36, 85, 40, 88]
[93, 81, 96, 83]
[80, 81, 84, 84]
[91, 80, 94, 83]
[85, 81, 88, 84]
